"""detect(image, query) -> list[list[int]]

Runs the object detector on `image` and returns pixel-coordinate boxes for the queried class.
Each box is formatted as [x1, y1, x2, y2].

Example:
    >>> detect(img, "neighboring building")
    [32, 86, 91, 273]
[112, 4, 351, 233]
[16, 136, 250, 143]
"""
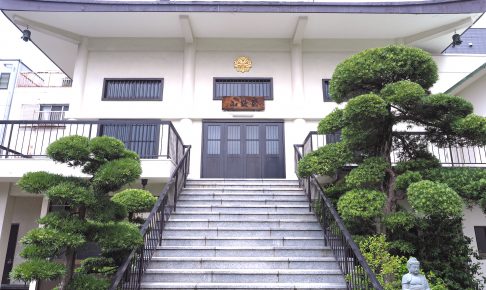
[0, 0, 486, 288]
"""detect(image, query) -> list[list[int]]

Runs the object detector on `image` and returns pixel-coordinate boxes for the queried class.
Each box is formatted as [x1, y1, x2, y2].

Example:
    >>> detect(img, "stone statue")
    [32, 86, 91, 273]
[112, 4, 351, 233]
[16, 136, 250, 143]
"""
[402, 257, 430, 290]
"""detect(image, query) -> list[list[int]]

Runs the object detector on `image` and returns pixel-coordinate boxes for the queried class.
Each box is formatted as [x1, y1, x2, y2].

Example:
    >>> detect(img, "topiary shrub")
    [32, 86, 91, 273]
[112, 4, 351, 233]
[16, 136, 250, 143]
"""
[317, 108, 345, 134]
[47, 135, 90, 166]
[452, 114, 486, 145]
[394, 171, 422, 191]
[112, 189, 157, 221]
[297, 142, 352, 178]
[13, 135, 143, 288]
[330, 45, 438, 102]
[337, 189, 386, 221]
[407, 180, 463, 218]
[10, 259, 65, 282]
[65, 273, 109, 290]
[345, 157, 388, 189]
[380, 80, 425, 108]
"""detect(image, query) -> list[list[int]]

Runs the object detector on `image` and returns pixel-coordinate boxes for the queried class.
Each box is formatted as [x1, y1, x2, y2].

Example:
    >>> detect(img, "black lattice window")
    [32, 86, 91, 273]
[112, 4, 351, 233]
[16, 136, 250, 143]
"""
[102, 79, 163, 101]
[214, 78, 273, 100]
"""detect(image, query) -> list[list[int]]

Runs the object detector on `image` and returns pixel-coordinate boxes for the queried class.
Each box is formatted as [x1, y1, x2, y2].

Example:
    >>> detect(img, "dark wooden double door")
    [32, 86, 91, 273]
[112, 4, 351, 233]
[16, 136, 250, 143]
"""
[202, 121, 285, 178]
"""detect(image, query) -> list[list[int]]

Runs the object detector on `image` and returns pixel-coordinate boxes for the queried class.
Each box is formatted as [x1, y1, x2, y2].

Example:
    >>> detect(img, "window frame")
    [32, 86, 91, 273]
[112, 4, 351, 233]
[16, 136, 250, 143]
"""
[322, 79, 333, 102]
[0, 73, 11, 89]
[213, 77, 273, 100]
[101, 78, 164, 101]
[38, 104, 69, 121]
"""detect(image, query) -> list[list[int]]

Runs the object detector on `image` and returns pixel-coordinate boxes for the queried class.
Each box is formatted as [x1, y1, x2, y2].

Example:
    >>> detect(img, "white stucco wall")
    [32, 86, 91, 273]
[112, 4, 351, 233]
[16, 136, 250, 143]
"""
[455, 73, 486, 117]
[463, 205, 486, 277]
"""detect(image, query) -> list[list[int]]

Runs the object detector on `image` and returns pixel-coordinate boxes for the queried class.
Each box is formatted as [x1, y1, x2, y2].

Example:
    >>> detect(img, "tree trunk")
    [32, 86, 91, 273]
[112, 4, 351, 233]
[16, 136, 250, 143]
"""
[59, 247, 76, 289]
[381, 116, 397, 214]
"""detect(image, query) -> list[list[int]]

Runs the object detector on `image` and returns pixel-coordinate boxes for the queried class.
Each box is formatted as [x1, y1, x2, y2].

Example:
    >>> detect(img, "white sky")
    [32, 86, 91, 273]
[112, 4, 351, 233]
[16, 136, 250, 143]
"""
[0, 12, 484, 72]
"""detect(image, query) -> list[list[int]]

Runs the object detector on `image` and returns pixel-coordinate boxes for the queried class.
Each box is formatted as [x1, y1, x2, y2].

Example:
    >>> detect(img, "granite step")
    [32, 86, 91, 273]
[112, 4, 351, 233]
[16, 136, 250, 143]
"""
[140, 282, 347, 289]
[154, 246, 332, 257]
[160, 236, 326, 247]
[148, 256, 339, 270]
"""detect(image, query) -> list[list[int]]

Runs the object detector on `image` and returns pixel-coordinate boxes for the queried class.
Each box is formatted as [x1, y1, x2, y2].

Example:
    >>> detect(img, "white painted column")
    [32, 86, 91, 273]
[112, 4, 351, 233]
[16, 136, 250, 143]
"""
[182, 42, 196, 104]
[67, 37, 89, 119]
[0, 183, 14, 278]
[291, 43, 305, 102]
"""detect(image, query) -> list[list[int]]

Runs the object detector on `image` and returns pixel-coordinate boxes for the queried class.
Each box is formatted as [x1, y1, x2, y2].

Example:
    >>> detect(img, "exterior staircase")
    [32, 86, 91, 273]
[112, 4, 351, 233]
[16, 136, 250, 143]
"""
[140, 179, 347, 290]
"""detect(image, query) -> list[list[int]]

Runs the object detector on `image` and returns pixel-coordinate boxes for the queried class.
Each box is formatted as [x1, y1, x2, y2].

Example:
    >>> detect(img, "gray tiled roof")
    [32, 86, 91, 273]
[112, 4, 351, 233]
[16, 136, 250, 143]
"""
[444, 29, 486, 54]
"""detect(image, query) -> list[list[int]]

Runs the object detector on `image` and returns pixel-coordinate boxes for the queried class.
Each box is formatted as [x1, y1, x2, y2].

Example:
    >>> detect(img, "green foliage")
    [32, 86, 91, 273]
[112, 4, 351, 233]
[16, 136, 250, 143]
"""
[47, 135, 90, 166]
[388, 240, 415, 255]
[90, 222, 143, 254]
[76, 257, 117, 276]
[345, 157, 388, 189]
[422, 167, 486, 203]
[317, 108, 344, 134]
[92, 158, 142, 193]
[65, 273, 109, 290]
[343, 93, 388, 123]
[407, 180, 463, 217]
[20, 228, 85, 259]
[380, 80, 425, 108]
[330, 45, 437, 102]
[87, 198, 128, 222]
[394, 171, 422, 191]
[17, 172, 63, 194]
[452, 114, 486, 145]
[337, 189, 386, 221]
[16, 135, 144, 286]
[383, 211, 416, 232]
[10, 259, 65, 282]
[421, 93, 473, 126]
[46, 182, 96, 207]
[394, 157, 440, 174]
[414, 216, 482, 289]
[297, 142, 352, 178]
[357, 235, 407, 289]
[112, 189, 157, 215]
[89, 136, 126, 161]
[38, 212, 88, 235]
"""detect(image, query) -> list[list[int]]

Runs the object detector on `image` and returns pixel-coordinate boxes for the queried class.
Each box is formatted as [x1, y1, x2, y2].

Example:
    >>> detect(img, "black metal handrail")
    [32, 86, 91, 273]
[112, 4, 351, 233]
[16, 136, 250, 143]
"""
[301, 131, 486, 166]
[109, 144, 191, 290]
[294, 144, 384, 290]
[0, 120, 185, 162]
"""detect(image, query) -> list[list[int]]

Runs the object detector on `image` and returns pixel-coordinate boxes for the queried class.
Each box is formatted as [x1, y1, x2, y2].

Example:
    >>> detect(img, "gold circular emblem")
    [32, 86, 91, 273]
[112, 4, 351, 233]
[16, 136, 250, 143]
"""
[234, 56, 252, 73]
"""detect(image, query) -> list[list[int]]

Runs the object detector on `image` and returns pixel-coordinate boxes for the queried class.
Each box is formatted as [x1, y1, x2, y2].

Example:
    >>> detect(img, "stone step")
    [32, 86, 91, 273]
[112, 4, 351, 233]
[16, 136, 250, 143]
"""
[176, 199, 309, 206]
[141, 269, 345, 283]
[183, 188, 304, 194]
[162, 227, 324, 238]
[154, 246, 331, 257]
[174, 205, 311, 214]
[166, 219, 321, 230]
[179, 194, 307, 201]
[186, 179, 300, 186]
[140, 282, 347, 289]
[148, 256, 338, 270]
[171, 212, 316, 220]
[160, 237, 325, 247]
[184, 184, 301, 189]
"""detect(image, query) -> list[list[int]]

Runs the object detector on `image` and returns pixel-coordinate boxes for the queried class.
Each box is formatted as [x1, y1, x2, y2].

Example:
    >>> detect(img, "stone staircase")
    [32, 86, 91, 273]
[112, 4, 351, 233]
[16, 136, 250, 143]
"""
[141, 179, 347, 290]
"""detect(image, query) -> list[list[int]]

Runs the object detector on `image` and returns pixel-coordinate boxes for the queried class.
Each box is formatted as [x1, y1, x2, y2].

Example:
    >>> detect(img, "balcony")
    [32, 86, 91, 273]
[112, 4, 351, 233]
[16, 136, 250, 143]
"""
[16, 72, 72, 88]
[296, 131, 486, 167]
[0, 120, 187, 181]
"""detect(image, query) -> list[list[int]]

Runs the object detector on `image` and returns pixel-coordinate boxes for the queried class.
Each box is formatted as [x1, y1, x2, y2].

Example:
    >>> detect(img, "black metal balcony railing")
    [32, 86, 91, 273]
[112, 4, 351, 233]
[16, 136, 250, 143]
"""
[294, 144, 384, 290]
[0, 120, 185, 164]
[301, 131, 486, 166]
[109, 145, 191, 290]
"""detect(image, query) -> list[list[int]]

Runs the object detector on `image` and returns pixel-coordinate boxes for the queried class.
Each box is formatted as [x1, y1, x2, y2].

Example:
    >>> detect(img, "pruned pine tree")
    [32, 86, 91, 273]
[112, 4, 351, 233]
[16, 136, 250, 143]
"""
[298, 45, 486, 289]
[11, 136, 145, 290]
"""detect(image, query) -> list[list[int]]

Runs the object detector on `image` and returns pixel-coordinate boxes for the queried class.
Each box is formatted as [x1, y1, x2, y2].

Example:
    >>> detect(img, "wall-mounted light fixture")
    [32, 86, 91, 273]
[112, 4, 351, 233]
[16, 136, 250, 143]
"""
[452, 32, 462, 47]
[21, 26, 31, 42]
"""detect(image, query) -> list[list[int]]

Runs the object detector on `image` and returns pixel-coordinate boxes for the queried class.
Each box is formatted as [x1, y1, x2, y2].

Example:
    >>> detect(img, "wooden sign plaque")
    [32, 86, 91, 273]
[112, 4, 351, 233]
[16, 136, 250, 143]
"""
[222, 96, 265, 111]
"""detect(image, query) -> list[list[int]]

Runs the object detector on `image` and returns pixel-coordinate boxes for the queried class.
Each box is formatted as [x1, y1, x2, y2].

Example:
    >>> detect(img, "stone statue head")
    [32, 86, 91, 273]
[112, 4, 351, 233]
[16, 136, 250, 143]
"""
[407, 257, 420, 275]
